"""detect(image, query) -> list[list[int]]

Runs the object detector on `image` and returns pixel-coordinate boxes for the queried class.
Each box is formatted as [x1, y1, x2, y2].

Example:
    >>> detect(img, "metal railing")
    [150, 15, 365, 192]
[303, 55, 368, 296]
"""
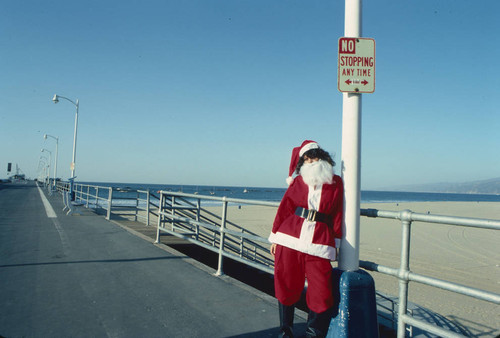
[55, 180, 70, 193]
[54, 182, 160, 222]
[51, 182, 500, 337]
[101, 188, 156, 224]
[155, 191, 500, 337]
[73, 183, 113, 219]
[155, 190, 277, 275]
[359, 208, 500, 338]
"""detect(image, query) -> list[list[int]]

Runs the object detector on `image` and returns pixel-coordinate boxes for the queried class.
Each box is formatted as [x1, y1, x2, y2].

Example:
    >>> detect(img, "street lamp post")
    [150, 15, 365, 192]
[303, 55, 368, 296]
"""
[39, 155, 50, 186]
[52, 94, 79, 200]
[41, 149, 53, 190]
[44, 134, 59, 188]
[37, 159, 47, 182]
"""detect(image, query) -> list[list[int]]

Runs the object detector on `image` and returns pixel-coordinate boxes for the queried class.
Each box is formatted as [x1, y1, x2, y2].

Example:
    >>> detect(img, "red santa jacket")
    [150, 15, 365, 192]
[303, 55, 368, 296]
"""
[269, 175, 344, 260]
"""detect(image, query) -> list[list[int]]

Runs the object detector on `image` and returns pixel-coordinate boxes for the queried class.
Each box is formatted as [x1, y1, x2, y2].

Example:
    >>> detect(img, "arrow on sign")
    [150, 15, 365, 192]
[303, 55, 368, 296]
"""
[344, 79, 369, 86]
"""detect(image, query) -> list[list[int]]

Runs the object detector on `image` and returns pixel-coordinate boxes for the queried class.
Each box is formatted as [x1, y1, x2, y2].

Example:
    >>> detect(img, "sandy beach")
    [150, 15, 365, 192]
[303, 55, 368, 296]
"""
[215, 201, 500, 336]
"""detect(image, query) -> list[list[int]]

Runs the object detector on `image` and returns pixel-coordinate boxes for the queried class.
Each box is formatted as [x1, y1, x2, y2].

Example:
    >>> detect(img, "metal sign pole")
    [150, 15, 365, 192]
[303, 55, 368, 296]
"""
[328, 0, 378, 336]
[339, 0, 362, 272]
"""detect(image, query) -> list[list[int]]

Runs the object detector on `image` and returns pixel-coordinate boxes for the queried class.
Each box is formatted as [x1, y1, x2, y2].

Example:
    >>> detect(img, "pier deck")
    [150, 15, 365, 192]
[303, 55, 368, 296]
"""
[0, 182, 307, 337]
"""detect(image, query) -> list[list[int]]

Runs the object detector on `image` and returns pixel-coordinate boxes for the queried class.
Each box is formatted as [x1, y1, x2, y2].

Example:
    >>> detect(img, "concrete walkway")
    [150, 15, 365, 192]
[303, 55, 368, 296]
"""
[0, 182, 308, 337]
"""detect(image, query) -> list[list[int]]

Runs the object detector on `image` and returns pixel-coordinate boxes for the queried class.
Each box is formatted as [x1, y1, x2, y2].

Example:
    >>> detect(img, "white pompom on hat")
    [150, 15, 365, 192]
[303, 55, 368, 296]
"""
[286, 140, 319, 185]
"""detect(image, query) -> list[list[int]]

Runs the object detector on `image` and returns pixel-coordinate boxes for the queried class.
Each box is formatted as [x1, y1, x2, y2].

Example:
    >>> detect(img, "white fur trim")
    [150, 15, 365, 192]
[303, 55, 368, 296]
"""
[269, 178, 338, 261]
[269, 231, 337, 260]
[286, 176, 294, 185]
[307, 184, 322, 210]
[299, 142, 319, 157]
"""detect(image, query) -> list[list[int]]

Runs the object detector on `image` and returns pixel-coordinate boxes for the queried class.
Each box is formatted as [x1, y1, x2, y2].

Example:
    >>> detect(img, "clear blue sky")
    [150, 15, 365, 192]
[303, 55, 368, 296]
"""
[1, 1, 499, 189]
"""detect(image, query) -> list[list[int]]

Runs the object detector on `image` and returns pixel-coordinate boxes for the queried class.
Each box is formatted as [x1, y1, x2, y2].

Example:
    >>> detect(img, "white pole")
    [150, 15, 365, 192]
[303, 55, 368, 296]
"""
[71, 99, 79, 180]
[52, 95, 79, 183]
[54, 137, 58, 184]
[48, 152, 52, 185]
[41, 149, 52, 186]
[339, 0, 362, 272]
[45, 134, 59, 186]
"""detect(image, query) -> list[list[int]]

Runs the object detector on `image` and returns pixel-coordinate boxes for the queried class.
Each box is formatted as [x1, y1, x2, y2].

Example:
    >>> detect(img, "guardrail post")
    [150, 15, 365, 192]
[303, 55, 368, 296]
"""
[146, 190, 150, 226]
[215, 198, 228, 276]
[106, 187, 113, 220]
[86, 185, 90, 207]
[240, 229, 244, 257]
[397, 210, 413, 338]
[134, 191, 139, 222]
[78, 183, 82, 202]
[171, 196, 176, 231]
[195, 199, 200, 240]
[95, 187, 99, 207]
[74, 184, 78, 202]
[155, 192, 164, 243]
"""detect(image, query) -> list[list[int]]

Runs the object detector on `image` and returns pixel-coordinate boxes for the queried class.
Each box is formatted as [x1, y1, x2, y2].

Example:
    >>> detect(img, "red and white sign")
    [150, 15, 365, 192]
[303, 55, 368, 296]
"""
[338, 37, 376, 93]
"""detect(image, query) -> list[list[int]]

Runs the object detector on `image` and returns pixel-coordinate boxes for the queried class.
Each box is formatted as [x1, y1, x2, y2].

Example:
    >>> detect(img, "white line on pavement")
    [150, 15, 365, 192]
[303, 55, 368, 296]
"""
[37, 186, 72, 254]
[37, 185, 57, 218]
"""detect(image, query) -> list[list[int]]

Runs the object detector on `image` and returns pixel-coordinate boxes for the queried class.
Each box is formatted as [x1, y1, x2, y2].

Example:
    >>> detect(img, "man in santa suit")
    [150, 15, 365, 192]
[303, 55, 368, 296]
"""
[269, 140, 343, 338]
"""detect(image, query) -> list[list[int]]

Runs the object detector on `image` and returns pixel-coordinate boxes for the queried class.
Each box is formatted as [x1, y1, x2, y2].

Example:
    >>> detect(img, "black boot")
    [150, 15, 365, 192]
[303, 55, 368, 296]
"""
[305, 308, 334, 338]
[278, 302, 295, 338]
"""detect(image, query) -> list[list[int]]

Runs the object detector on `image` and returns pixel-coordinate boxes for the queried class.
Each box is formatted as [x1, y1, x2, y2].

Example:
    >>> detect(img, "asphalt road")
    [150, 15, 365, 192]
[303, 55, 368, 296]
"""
[0, 182, 306, 337]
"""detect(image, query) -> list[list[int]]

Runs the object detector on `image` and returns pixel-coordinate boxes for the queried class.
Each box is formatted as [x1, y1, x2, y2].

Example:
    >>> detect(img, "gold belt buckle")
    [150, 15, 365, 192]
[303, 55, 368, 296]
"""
[307, 209, 317, 222]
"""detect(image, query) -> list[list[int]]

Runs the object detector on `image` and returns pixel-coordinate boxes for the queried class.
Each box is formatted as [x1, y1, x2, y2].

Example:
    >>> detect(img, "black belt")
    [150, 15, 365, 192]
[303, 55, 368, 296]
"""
[295, 207, 331, 223]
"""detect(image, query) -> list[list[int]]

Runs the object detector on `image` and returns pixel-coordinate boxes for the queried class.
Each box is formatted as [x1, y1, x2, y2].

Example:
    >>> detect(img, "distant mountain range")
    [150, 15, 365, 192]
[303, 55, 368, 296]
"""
[383, 177, 500, 195]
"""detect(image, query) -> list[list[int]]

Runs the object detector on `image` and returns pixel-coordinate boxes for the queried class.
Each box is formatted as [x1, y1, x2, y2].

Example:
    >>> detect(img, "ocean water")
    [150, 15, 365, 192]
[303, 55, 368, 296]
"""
[81, 182, 500, 204]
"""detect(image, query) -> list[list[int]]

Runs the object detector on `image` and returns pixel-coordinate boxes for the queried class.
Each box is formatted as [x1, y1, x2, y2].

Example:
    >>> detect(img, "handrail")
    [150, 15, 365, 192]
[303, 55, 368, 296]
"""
[155, 191, 276, 275]
[55, 180, 70, 193]
[359, 260, 500, 304]
[360, 208, 500, 337]
[71, 183, 113, 219]
[156, 191, 499, 337]
[55, 182, 161, 226]
[160, 190, 280, 207]
[362, 208, 500, 230]
[51, 181, 499, 337]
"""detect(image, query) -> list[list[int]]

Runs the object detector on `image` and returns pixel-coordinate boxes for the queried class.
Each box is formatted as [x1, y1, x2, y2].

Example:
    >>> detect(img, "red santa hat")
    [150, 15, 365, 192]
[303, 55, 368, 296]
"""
[286, 140, 319, 185]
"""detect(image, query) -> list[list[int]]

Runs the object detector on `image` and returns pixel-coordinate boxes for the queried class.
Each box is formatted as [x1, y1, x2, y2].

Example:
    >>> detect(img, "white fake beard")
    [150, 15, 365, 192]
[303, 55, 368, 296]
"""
[300, 160, 334, 186]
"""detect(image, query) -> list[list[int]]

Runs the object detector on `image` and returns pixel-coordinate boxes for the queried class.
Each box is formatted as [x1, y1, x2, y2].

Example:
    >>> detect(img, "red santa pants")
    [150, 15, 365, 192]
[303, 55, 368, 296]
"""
[274, 244, 334, 313]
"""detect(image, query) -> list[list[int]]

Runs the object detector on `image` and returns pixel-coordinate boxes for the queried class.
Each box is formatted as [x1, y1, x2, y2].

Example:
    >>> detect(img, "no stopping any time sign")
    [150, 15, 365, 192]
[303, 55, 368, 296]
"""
[338, 37, 376, 93]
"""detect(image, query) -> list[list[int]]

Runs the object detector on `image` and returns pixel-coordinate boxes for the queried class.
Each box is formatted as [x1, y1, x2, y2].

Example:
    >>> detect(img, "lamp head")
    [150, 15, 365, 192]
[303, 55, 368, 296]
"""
[44, 134, 47, 140]
[52, 94, 59, 103]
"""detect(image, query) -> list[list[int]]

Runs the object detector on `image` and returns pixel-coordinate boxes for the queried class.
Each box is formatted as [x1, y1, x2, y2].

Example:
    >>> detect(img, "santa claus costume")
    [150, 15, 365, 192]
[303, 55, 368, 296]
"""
[269, 140, 344, 338]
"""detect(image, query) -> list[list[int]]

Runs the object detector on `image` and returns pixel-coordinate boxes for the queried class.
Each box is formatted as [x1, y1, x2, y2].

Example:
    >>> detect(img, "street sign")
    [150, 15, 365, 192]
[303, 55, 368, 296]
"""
[338, 37, 375, 93]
